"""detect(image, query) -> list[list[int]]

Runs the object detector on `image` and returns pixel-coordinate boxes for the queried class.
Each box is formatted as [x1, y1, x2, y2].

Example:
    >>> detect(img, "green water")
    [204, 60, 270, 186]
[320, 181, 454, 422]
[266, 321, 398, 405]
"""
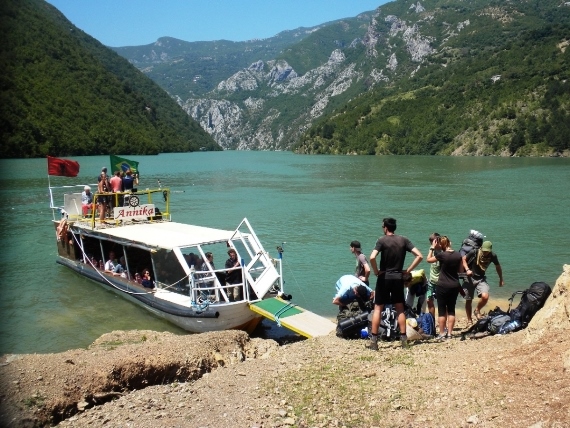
[0, 152, 568, 354]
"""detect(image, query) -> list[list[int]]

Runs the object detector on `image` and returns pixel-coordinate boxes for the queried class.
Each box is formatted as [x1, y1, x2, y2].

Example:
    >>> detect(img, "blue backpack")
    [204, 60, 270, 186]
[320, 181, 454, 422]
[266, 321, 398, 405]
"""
[417, 312, 435, 337]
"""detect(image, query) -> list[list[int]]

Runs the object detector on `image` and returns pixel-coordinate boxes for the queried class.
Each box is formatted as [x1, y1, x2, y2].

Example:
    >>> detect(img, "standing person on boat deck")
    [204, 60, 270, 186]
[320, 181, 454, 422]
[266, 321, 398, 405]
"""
[97, 167, 107, 183]
[121, 169, 137, 193]
[368, 217, 423, 350]
[225, 249, 242, 301]
[109, 170, 122, 209]
[350, 240, 370, 285]
[97, 171, 110, 220]
[81, 186, 93, 217]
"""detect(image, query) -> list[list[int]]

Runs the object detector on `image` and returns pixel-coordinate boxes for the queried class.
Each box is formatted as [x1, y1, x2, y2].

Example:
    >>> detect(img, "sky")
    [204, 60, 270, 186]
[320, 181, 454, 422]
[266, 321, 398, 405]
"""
[46, 0, 389, 47]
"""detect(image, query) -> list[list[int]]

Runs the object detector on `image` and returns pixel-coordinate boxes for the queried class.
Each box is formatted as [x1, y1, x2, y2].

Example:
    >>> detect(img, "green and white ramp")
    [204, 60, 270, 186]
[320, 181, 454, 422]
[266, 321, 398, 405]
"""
[249, 297, 336, 338]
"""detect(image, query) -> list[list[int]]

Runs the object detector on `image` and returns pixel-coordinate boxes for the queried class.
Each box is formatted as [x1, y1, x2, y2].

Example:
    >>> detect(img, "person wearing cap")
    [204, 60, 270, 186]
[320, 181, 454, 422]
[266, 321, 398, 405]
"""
[332, 274, 374, 308]
[350, 240, 370, 285]
[81, 185, 93, 217]
[462, 240, 504, 323]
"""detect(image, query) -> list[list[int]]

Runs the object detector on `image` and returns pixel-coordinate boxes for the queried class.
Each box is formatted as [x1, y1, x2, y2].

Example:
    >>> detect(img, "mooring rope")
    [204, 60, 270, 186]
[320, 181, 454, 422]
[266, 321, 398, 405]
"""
[273, 302, 297, 327]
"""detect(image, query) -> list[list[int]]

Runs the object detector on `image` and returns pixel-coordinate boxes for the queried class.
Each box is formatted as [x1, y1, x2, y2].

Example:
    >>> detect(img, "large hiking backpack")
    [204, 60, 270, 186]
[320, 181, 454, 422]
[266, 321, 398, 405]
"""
[459, 229, 484, 256]
[336, 301, 372, 339]
[368, 304, 400, 341]
[508, 282, 552, 327]
[488, 314, 511, 334]
[459, 229, 484, 266]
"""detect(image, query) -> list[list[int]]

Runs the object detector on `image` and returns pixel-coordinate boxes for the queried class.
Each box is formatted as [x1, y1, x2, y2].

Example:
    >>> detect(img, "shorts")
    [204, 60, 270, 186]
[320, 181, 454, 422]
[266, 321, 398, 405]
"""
[427, 281, 437, 300]
[462, 277, 490, 300]
[374, 272, 405, 306]
[436, 285, 460, 316]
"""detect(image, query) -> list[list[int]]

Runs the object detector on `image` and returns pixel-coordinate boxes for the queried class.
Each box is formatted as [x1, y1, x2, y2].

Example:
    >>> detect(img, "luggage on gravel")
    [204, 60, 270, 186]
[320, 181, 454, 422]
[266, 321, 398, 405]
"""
[416, 312, 435, 337]
[461, 281, 552, 339]
[336, 301, 372, 339]
[508, 281, 552, 328]
[367, 304, 400, 341]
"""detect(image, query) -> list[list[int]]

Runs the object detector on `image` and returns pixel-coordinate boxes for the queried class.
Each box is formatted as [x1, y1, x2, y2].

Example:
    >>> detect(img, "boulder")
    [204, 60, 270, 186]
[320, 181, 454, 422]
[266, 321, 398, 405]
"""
[524, 264, 570, 343]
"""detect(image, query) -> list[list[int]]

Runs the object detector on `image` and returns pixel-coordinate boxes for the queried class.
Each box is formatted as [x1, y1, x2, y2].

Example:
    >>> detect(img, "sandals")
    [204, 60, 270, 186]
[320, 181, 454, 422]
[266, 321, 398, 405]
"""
[473, 309, 483, 320]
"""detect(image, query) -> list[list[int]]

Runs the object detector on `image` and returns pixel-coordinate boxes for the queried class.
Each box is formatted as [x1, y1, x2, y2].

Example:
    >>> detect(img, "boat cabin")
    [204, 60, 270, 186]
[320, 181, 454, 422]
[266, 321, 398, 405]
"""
[51, 185, 282, 312]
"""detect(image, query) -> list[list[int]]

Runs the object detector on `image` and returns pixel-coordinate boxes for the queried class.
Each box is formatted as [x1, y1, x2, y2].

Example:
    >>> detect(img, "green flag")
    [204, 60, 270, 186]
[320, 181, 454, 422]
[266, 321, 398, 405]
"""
[110, 155, 139, 175]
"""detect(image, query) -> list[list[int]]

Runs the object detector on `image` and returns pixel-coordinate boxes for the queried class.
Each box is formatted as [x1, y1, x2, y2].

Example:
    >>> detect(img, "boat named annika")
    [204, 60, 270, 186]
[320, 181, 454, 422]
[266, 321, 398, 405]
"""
[51, 184, 284, 334]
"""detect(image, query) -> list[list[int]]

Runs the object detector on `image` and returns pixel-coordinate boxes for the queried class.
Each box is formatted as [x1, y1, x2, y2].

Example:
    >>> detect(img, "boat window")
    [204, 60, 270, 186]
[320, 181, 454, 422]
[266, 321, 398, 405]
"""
[152, 249, 187, 287]
[179, 242, 230, 273]
[231, 239, 266, 281]
[123, 246, 153, 280]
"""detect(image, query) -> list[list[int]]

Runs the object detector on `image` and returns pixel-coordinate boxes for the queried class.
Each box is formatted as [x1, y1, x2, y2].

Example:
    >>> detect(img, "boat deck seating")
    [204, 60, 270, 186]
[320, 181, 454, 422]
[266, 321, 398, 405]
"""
[249, 297, 336, 338]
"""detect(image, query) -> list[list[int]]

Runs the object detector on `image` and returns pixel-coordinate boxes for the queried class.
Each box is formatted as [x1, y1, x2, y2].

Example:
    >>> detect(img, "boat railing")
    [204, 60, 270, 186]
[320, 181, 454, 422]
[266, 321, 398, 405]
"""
[188, 266, 251, 304]
[53, 187, 171, 229]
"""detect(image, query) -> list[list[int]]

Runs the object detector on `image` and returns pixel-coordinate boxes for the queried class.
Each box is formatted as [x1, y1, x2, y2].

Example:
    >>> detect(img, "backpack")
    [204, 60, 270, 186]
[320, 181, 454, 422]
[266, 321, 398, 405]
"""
[416, 312, 435, 337]
[368, 304, 400, 341]
[459, 229, 484, 267]
[336, 301, 372, 339]
[508, 282, 552, 327]
[488, 314, 511, 334]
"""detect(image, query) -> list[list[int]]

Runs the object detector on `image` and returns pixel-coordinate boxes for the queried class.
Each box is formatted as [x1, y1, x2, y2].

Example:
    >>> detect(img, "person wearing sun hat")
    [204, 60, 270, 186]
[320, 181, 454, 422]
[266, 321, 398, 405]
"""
[462, 240, 504, 323]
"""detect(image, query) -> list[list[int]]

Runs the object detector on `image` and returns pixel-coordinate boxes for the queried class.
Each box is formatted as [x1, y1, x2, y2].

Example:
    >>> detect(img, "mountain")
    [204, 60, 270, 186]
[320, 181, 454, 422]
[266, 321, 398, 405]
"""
[0, 0, 219, 159]
[116, 0, 570, 156]
[111, 24, 339, 98]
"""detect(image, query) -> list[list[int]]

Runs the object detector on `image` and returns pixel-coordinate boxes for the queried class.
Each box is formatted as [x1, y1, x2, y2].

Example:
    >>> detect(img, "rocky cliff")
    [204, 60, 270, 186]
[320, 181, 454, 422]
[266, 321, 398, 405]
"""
[181, 3, 447, 150]
[179, 2, 442, 150]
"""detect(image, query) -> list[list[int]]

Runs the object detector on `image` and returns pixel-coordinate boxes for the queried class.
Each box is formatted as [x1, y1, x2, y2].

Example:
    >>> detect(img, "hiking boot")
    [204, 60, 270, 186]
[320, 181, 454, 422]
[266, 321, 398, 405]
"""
[400, 337, 410, 349]
[367, 340, 379, 351]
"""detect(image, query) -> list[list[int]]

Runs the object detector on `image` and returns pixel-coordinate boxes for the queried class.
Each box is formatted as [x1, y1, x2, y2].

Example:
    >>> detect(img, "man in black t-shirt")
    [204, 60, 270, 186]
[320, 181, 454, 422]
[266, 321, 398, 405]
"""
[368, 217, 423, 350]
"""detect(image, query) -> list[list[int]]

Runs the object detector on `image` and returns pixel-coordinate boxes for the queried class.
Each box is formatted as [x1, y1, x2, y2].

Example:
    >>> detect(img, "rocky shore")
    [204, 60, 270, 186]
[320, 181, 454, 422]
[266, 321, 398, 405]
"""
[1, 266, 569, 428]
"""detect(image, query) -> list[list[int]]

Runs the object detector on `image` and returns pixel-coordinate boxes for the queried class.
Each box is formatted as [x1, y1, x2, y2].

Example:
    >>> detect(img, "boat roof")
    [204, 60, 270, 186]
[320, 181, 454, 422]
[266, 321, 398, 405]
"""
[82, 221, 238, 250]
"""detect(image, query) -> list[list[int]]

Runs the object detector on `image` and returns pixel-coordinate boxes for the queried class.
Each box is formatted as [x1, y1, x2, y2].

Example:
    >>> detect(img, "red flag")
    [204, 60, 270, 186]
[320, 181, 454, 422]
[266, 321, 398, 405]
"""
[47, 156, 80, 177]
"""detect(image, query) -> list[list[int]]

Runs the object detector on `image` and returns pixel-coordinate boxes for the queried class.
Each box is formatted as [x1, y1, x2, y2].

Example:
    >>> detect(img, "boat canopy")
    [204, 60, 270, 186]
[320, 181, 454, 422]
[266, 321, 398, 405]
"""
[88, 222, 241, 250]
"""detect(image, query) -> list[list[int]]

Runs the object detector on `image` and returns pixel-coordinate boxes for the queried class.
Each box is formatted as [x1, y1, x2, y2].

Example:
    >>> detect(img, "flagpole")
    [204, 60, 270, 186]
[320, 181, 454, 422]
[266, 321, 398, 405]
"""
[47, 157, 56, 220]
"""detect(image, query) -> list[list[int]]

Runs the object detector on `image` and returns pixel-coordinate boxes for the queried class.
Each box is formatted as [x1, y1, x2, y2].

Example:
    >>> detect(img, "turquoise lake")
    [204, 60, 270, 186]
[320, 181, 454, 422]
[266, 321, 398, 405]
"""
[0, 152, 568, 354]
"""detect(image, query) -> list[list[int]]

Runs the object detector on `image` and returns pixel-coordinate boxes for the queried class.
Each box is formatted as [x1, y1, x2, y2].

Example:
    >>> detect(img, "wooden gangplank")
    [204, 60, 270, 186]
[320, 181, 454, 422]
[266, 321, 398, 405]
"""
[249, 297, 336, 338]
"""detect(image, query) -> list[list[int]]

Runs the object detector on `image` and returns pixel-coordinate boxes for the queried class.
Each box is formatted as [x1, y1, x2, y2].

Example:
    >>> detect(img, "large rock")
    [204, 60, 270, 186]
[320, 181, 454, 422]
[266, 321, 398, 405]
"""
[524, 264, 570, 343]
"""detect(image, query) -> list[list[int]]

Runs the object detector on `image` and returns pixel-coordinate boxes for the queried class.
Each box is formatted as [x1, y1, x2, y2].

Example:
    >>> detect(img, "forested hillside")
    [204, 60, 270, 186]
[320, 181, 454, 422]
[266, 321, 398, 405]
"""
[0, 0, 219, 158]
[295, 0, 570, 156]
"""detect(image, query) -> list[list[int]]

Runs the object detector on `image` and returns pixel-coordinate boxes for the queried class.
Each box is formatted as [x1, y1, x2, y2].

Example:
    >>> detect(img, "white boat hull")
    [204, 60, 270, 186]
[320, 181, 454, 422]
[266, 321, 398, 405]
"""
[57, 257, 263, 334]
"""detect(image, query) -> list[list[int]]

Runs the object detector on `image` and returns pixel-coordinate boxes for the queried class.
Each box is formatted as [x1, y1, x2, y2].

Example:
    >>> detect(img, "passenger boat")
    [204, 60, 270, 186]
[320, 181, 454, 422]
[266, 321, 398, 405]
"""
[50, 184, 284, 334]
